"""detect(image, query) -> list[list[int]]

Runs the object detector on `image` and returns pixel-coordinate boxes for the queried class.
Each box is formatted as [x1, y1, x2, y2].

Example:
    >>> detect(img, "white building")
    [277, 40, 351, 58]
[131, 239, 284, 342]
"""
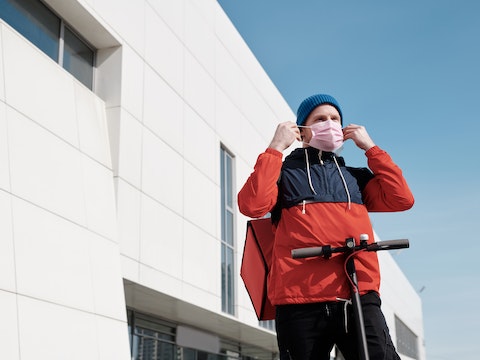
[0, 0, 424, 359]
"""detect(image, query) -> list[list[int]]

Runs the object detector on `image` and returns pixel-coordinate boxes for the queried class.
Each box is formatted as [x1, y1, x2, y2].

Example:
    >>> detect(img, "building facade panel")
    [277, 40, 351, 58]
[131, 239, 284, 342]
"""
[81, 155, 117, 239]
[2, 24, 79, 146]
[7, 107, 87, 225]
[0, 26, 4, 102]
[144, 7, 184, 95]
[12, 197, 94, 311]
[141, 128, 184, 213]
[75, 82, 113, 168]
[117, 108, 143, 187]
[185, 0, 215, 77]
[139, 193, 184, 277]
[0, 291, 19, 359]
[143, 64, 184, 151]
[183, 105, 217, 182]
[0, 101, 10, 191]
[116, 177, 142, 259]
[119, 44, 145, 125]
[0, 191, 15, 292]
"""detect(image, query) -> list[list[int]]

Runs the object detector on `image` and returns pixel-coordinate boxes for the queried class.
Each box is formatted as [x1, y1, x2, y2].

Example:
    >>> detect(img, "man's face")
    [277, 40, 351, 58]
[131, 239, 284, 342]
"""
[300, 104, 341, 144]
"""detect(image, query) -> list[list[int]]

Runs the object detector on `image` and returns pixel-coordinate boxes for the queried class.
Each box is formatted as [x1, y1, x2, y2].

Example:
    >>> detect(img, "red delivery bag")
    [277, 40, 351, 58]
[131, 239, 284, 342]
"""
[240, 218, 276, 320]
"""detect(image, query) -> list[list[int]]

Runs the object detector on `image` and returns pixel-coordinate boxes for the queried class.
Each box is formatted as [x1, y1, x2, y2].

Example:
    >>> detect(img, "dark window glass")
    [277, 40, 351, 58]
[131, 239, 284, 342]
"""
[63, 26, 94, 88]
[225, 155, 232, 207]
[0, 0, 60, 61]
[0, 0, 95, 88]
[129, 314, 176, 360]
[226, 211, 233, 246]
[395, 316, 418, 359]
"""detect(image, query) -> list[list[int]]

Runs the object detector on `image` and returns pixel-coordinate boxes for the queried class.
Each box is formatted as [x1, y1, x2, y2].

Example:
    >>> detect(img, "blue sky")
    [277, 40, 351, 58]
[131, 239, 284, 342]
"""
[218, 1, 480, 359]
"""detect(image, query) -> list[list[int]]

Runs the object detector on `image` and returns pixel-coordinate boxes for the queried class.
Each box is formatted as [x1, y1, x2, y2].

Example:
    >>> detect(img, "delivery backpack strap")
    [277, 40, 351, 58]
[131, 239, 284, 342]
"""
[270, 170, 283, 225]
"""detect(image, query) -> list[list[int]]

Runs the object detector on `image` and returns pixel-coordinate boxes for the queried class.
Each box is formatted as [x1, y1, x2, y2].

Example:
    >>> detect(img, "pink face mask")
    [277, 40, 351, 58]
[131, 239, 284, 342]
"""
[302, 120, 344, 152]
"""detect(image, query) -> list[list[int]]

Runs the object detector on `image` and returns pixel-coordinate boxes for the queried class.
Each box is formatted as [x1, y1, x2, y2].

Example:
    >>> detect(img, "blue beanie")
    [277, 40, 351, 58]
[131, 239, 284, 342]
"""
[296, 94, 342, 126]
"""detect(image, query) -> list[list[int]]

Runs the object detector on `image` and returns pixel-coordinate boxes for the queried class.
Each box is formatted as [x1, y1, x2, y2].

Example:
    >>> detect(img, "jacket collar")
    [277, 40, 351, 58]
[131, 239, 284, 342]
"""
[287, 147, 345, 165]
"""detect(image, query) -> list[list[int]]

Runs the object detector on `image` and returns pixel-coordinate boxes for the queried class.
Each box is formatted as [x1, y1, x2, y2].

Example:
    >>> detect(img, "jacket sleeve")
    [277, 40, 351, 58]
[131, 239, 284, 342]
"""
[237, 148, 283, 218]
[362, 146, 415, 212]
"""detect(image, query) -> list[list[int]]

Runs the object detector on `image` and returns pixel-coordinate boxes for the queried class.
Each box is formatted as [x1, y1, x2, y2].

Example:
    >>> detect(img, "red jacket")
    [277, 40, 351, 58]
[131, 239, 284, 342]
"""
[238, 146, 414, 305]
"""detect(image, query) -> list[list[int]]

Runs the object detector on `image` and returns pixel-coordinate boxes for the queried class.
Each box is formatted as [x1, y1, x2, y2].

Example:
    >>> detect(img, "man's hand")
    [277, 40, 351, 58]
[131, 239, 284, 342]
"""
[268, 121, 302, 152]
[342, 124, 376, 151]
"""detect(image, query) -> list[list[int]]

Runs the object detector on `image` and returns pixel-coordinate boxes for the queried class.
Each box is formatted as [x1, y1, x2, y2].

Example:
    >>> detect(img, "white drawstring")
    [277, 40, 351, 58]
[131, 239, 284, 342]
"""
[304, 149, 318, 195]
[336, 297, 352, 333]
[333, 156, 351, 210]
[303, 150, 351, 211]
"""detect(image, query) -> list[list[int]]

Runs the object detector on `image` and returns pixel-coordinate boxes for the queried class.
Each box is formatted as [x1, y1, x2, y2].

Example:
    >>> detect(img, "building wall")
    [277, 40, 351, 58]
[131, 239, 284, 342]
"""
[0, 0, 424, 359]
[0, 17, 129, 360]
[377, 232, 426, 360]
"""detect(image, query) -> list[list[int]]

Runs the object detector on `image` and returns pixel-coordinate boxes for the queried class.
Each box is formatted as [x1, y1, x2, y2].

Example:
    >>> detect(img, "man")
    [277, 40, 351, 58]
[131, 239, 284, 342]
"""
[238, 94, 414, 360]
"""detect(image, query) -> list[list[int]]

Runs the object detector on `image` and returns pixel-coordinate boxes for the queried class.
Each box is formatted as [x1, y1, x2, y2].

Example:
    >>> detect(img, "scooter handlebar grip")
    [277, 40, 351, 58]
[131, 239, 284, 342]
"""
[368, 239, 409, 251]
[291, 247, 324, 259]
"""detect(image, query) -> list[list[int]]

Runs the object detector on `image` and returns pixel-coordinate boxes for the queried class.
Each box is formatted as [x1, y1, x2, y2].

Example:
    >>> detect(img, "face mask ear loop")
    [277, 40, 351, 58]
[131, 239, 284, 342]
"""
[333, 156, 351, 210]
[304, 148, 318, 195]
[298, 125, 311, 147]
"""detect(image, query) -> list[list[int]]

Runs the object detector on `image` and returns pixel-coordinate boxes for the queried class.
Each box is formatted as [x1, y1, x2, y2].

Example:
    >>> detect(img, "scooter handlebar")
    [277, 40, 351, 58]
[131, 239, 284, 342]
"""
[291, 239, 409, 259]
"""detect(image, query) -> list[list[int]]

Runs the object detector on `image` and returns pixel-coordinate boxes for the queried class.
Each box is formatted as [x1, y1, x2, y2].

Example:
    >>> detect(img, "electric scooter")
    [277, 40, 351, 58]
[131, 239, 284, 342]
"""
[292, 235, 409, 360]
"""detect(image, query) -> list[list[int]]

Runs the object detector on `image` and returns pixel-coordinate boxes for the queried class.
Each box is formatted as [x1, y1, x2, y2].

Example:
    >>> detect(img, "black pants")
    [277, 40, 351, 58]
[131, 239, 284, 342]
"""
[275, 292, 401, 360]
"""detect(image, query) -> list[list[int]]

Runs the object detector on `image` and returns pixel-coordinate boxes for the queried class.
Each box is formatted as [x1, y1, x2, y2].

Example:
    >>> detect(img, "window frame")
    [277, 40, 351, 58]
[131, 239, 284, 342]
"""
[220, 145, 236, 316]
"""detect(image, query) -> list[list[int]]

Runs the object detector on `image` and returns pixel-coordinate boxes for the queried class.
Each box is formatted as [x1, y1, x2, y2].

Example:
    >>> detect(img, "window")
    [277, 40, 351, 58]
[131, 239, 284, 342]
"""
[127, 310, 275, 360]
[128, 310, 177, 360]
[220, 146, 235, 315]
[62, 25, 94, 88]
[395, 315, 418, 359]
[259, 319, 275, 332]
[0, 0, 95, 88]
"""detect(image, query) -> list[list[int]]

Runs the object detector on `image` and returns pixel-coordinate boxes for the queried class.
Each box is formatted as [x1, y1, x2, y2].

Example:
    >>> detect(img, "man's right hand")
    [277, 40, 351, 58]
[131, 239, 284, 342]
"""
[268, 121, 301, 152]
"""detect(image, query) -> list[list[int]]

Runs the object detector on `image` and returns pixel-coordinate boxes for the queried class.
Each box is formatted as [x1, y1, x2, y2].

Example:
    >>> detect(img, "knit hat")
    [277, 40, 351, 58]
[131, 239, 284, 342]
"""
[296, 94, 343, 126]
